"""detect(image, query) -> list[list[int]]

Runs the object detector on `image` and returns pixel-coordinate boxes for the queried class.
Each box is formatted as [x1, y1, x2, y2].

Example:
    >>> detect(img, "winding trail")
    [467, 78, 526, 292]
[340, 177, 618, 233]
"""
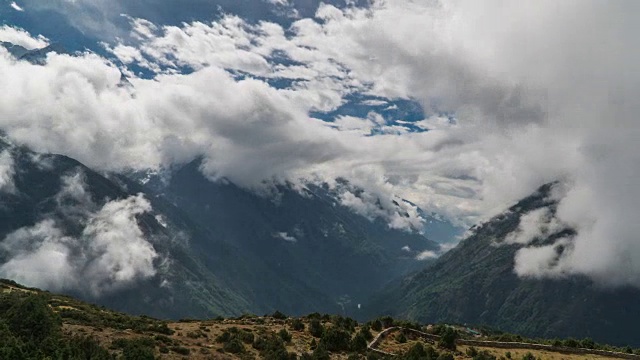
[367, 327, 640, 359]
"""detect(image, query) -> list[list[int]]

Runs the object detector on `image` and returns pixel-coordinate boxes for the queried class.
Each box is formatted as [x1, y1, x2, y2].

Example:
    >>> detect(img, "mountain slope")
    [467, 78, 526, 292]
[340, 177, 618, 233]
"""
[0, 140, 440, 319]
[368, 183, 640, 347]
[0, 140, 252, 318]
[135, 159, 440, 317]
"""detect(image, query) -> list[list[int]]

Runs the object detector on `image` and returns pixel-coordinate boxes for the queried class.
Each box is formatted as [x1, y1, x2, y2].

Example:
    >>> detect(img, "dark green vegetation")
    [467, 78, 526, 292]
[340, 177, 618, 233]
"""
[369, 183, 640, 347]
[0, 282, 112, 360]
[2, 279, 640, 360]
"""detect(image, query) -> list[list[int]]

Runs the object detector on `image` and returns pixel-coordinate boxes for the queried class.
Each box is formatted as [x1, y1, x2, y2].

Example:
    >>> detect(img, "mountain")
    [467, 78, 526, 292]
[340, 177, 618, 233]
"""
[1, 42, 67, 65]
[367, 183, 640, 347]
[0, 138, 253, 319]
[0, 139, 440, 319]
[130, 159, 440, 317]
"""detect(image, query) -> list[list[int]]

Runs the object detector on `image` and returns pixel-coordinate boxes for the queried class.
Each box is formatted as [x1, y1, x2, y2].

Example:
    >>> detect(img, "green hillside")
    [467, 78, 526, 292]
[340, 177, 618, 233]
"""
[367, 184, 640, 347]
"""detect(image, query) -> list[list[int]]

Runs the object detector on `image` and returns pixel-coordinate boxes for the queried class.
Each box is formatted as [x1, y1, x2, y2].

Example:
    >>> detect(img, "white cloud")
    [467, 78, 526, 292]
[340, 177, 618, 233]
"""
[273, 232, 297, 243]
[0, 1, 639, 287]
[10, 2, 24, 12]
[416, 250, 438, 261]
[0, 173, 158, 297]
[0, 151, 15, 192]
[0, 25, 48, 49]
[505, 208, 563, 245]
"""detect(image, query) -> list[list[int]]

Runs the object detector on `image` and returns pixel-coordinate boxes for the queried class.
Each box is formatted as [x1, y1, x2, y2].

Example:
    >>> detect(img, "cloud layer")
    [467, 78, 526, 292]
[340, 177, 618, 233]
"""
[0, 1, 639, 287]
[0, 172, 158, 296]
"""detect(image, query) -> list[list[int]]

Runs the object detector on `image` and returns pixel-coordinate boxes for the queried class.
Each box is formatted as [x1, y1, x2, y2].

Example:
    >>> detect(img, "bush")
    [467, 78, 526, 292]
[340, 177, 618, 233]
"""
[380, 316, 394, 329]
[473, 350, 497, 360]
[397, 332, 407, 344]
[437, 327, 458, 351]
[563, 338, 578, 348]
[115, 338, 155, 360]
[350, 333, 368, 353]
[170, 346, 191, 355]
[521, 352, 536, 360]
[223, 338, 245, 354]
[358, 326, 373, 341]
[437, 354, 454, 360]
[291, 319, 305, 332]
[6, 295, 60, 343]
[309, 319, 324, 338]
[580, 338, 595, 349]
[312, 343, 330, 360]
[402, 342, 441, 360]
[320, 326, 351, 352]
[467, 347, 479, 357]
[272, 311, 288, 320]
[279, 329, 292, 343]
[370, 320, 382, 332]
[253, 333, 290, 360]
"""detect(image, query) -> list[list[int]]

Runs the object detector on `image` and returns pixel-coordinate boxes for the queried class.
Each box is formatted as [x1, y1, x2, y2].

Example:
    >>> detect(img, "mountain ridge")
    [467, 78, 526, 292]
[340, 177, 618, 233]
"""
[367, 183, 640, 347]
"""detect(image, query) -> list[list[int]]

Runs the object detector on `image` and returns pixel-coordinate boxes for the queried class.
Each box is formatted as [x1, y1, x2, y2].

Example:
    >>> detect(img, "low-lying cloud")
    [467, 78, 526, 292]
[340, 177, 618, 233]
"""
[0, 172, 158, 296]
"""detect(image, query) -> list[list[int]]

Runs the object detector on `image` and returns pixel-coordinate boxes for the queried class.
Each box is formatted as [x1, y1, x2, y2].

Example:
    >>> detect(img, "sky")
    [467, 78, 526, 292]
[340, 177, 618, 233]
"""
[0, 0, 639, 289]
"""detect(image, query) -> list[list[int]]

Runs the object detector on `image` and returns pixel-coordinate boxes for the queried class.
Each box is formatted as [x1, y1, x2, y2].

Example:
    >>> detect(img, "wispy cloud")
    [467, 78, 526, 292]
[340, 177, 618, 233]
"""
[10, 2, 24, 12]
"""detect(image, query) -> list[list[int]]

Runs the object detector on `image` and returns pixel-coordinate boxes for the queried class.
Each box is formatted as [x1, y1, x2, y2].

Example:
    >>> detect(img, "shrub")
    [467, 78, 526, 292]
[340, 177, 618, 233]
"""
[272, 311, 288, 320]
[224, 338, 245, 354]
[309, 319, 324, 338]
[170, 346, 191, 355]
[397, 332, 407, 344]
[291, 319, 305, 332]
[279, 329, 292, 343]
[473, 350, 497, 360]
[370, 320, 382, 332]
[437, 327, 458, 351]
[320, 326, 351, 352]
[467, 347, 479, 357]
[350, 333, 368, 353]
[358, 326, 373, 341]
[437, 354, 454, 360]
[312, 343, 330, 360]
[521, 352, 536, 360]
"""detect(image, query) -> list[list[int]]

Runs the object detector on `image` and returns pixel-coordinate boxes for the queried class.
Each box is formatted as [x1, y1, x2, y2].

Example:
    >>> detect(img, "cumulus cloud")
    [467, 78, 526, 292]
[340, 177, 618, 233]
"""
[416, 250, 438, 261]
[0, 1, 639, 287]
[0, 25, 48, 49]
[505, 208, 563, 245]
[0, 151, 15, 192]
[0, 172, 158, 296]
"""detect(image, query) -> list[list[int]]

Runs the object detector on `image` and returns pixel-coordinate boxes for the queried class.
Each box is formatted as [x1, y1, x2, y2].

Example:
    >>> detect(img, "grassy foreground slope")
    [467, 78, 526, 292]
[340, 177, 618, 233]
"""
[1, 278, 638, 360]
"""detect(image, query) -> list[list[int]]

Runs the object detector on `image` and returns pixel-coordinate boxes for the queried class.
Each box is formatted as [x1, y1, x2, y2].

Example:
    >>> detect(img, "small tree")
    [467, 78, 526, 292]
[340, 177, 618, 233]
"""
[309, 319, 324, 338]
[312, 343, 330, 360]
[291, 319, 305, 332]
[370, 320, 382, 332]
[397, 332, 407, 344]
[272, 311, 288, 320]
[437, 327, 458, 351]
[521, 352, 536, 360]
[279, 329, 292, 343]
[350, 333, 368, 353]
[437, 353, 454, 360]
